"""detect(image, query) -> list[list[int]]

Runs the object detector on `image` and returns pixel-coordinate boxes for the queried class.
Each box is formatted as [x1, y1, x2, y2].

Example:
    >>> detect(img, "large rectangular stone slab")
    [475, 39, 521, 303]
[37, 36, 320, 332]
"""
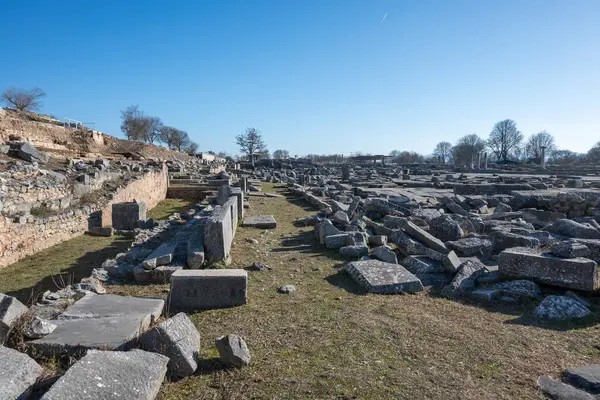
[142, 242, 177, 269]
[112, 201, 147, 230]
[344, 260, 424, 294]
[242, 215, 277, 229]
[498, 247, 599, 291]
[41, 350, 168, 400]
[401, 220, 449, 254]
[58, 293, 164, 321]
[204, 200, 237, 264]
[170, 269, 248, 311]
[0, 345, 43, 400]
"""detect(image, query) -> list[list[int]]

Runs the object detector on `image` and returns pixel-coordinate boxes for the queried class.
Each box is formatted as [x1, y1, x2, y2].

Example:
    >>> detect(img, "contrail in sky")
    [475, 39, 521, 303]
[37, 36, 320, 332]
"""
[380, 12, 388, 24]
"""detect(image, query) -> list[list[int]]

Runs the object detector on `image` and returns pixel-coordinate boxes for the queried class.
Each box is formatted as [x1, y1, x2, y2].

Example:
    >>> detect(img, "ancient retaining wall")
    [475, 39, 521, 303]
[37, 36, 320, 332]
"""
[0, 165, 168, 268]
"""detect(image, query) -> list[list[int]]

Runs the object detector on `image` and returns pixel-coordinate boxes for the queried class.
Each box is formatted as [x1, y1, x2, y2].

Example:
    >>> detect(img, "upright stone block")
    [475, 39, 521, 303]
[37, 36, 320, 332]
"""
[112, 201, 147, 230]
[170, 269, 248, 311]
[0, 293, 28, 344]
[204, 200, 236, 264]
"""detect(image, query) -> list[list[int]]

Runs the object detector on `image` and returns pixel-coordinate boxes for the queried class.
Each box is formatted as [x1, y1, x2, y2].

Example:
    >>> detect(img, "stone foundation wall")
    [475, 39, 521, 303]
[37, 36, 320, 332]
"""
[0, 165, 168, 268]
[166, 186, 210, 201]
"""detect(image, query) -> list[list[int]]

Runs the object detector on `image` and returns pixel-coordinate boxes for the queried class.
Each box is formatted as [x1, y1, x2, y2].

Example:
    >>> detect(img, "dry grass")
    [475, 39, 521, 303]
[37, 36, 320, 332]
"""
[107, 183, 600, 400]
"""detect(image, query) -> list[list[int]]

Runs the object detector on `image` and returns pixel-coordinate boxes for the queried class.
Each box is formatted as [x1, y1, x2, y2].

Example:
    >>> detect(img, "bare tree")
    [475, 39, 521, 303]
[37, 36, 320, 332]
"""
[451, 134, 486, 166]
[143, 116, 163, 144]
[389, 150, 424, 164]
[525, 130, 556, 162]
[550, 149, 584, 165]
[273, 149, 290, 159]
[488, 119, 523, 162]
[185, 141, 199, 155]
[120, 105, 146, 141]
[2, 87, 46, 111]
[587, 141, 600, 163]
[235, 127, 266, 165]
[160, 126, 189, 151]
[433, 141, 452, 164]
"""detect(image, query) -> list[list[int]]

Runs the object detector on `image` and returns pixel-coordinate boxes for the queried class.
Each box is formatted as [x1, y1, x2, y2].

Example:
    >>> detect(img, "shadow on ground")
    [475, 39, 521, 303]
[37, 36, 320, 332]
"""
[6, 236, 132, 304]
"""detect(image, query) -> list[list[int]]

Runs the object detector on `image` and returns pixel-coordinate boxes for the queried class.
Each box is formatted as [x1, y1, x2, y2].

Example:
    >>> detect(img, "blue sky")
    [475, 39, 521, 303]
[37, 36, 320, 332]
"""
[1, 0, 598, 156]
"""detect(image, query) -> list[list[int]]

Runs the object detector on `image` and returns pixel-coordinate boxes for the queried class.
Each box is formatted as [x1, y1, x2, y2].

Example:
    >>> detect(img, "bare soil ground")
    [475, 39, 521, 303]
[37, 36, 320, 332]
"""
[1, 184, 600, 399]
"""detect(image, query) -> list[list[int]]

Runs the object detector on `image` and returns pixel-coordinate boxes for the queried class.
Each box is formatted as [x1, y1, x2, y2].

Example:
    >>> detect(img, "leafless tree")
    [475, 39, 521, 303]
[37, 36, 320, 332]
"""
[525, 130, 556, 162]
[488, 119, 523, 162]
[550, 149, 584, 165]
[433, 141, 452, 164]
[143, 116, 163, 144]
[185, 141, 199, 155]
[587, 141, 600, 163]
[160, 126, 189, 151]
[273, 149, 290, 159]
[120, 105, 146, 141]
[235, 127, 266, 165]
[451, 134, 486, 166]
[2, 87, 47, 112]
[389, 150, 424, 164]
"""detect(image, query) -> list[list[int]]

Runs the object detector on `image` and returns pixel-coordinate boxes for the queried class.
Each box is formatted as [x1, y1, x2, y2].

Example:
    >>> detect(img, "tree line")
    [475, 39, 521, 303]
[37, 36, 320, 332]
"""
[120, 105, 198, 154]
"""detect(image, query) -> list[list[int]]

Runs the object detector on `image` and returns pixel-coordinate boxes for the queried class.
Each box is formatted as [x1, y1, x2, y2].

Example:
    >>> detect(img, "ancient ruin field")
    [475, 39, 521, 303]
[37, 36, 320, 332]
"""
[2, 182, 599, 400]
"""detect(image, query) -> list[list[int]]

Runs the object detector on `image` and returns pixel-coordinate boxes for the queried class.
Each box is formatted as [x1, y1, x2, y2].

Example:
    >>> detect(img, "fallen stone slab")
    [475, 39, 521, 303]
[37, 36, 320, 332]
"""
[446, 237, 493, 258]
[140, 312, 200, 378]
[573, 239, 600, 263]
[0, 345, 43, 400]
[548, 219, 600, 240]
[429, 215, 464, 242]
[133, 264, 183, 284]
[563, 364, 600, 394]
[552, 240, 591, 258]
[521, 209, 566, 228]
[41, 349, 169, 400]
[498, 247, 599, 291]
[401, 255, 445, 274]
[537, 375, 595, 400]
[325, 233, 352, 249]
[441, 260, 488, 299]
[58, 293, 164, 322]
[18, 142, 49, 164]
[242, 215, 277, 229]
[370, 246, 398, 264]
[22, 316, 57, 339]
[535, 295, 591, 320]
[187, 230, 205, 269]
[490, 279, 541, 299]
[488, 230, 539, 253]
[401, 219, 449, 254]
[315, 219, 341, 245]
[344, 260, 424, 294]
[142, 242, 177, 270]
[87, 226, 114, 237]
[0, 293, 28, 344]
[339, 245, 369, 258]
[216, 334, 251, 368]
[170, 269, 247, 311]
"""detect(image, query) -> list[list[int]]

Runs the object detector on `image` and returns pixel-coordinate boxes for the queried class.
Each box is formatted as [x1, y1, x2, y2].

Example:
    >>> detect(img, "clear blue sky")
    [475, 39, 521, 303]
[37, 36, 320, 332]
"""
[1, 0, 598, 156]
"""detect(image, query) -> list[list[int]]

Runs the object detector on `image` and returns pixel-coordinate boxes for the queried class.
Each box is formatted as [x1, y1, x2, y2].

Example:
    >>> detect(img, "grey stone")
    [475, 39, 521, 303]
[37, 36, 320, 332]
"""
[76, 276, 106, 294]
[18, 142, 49, 164]
[551, 240, 591, 258]
[548, 219, 600, 239]
[573, 239, 600, 263]
[22, 316, 57, 339]
[277, 285, 296, 294]
[315, 219, 341, 245]
[442, 197, 468, 216]
[429, 215, 464, 242]
[537, 375, 595, 400]
[370, 245, 398, 264]
[204, 198, 237, 264]
[488, 230, 539, 253]
[0, 293, 28, 344]
[187, 230, 205, 269]
[535, 295, 591, 320]
[401, 255, 445, 274]
[112, 201, 147, 230]
[401, 219, 449, 254]
[521, 209, 567, 228]
[339, 245, 369, 258]
[344, 260, 424, 294]
[471, 289, 502, 302]
[142, 242, 177, 270]
[169, 269, 247, 311]
[133, 264, 183, 284]
[127, 247, 153, 265]
[215, 334, 251, 368]
[446, 237, 493, 258]
[565, 291, 591, 308]
[325, 233, 352, 249]
[41, 350, 169, 400]
[87, 226, 114, 237]
[495, 203, 512, 213]
[491, 279, 541, 299]
[242, 215, 277, 229]
[498, 247, 599, 291]
[0, 345, 43, 400]
[369, 235, 388, 247]
[442, 250, 462, 273]
[140, 312, 200, 377]
[58, 293, 164, 321]
[563, 364, 600, 394]
[441, 260, 488, 298]
[332, 210, 350, 225]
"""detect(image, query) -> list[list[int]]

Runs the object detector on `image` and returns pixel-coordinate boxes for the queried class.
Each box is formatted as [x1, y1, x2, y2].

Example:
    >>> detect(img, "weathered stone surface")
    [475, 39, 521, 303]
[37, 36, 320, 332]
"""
[140, 312, 200, 377]
[332, 210, 350, 225]
[325, 233, 351, 249]
[471, 288, 502, 302]
[488, 230, 539, 253]
[498, 247, 599, 291]
[563, 364, 600, 394]
[446, 237, 493, 258]
[537, 375, 595, 400]
[573, 239, 600, 264]
[552, 240, 591, 258]
[87, 226, 114, 237]
[215, 334, 251, 368]
[22, 316, 57, 339]
[535, 295, 591, 320]
[142, 242, 177, 270]
[429, 215, 464, 242]
[58, 293, 164, 321]
[0, 293, 28, 344]
[204, 199, 237, 264]
[369, 235, 388, 247]
[401, 255, 444, 274]
[401, 219, 449, 254]
[112, 201, 147, 230]
[521, 209, 566, 228]
[315, 219, 341, 245]
[0, 345, 43, 400]
[242, 215, 277, 229]
[187, 230, 205, 269]
[18, 142, 49, 164]
[548, 219, 600, 239]
[41, 349, 169, 400]
[495, 203, 512, 213]
[277, 285, 296, 294]
[441, 260, 487, 298]
[344, 260, 424, 294]
[490, 279, 541, 299]
[169, 269, 247, 311]
[133, 264, 182, 284]
[442, 250, 462, 273]
[339, 245, 369, 258]
[370, 245, 398, 264]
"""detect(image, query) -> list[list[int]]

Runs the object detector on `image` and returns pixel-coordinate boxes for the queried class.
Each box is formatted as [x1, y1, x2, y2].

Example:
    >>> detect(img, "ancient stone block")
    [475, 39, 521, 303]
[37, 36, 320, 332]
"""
[169, 269, 247, 311]
[0, 345, 43, 400]
[344, 260, 424, 294]
[112, 201, 147, 230]
[242, 215, 277, 229]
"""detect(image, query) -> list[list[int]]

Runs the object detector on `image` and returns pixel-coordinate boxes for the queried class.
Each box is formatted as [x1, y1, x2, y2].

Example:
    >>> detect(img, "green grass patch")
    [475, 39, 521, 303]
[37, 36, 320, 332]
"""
[147, 198, 195, 220]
